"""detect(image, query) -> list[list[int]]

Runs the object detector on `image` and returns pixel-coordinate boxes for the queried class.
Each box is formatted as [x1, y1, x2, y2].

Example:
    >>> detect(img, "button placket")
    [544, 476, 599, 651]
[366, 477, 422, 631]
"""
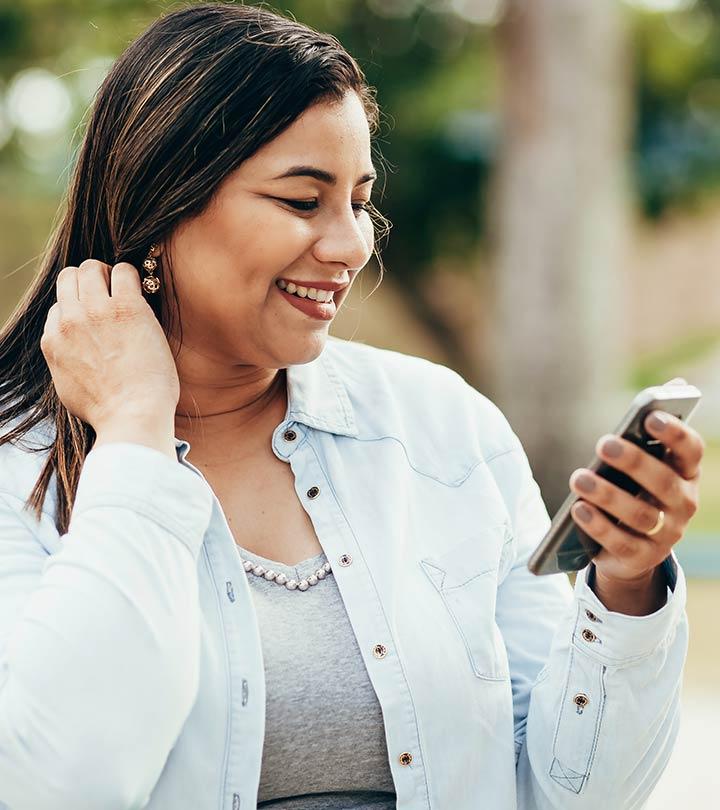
[290, 449, 427, 803]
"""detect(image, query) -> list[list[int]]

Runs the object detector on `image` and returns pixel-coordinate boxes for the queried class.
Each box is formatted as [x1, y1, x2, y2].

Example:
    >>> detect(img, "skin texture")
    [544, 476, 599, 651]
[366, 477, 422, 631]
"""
[568, 380, 705, 614]
[159, 91, 376, 460]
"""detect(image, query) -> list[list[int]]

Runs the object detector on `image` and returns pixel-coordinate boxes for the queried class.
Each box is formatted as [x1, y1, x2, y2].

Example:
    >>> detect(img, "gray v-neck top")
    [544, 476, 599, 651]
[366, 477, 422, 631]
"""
[237, 545, 396, 809]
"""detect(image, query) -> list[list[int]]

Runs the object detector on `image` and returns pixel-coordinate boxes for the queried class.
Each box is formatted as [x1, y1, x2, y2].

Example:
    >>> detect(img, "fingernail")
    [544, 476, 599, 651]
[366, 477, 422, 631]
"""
[648, 411, 667, 432]
[575, 473, 596, 493]
[574, 503, 593, 523]
[601, 438, 623, 458]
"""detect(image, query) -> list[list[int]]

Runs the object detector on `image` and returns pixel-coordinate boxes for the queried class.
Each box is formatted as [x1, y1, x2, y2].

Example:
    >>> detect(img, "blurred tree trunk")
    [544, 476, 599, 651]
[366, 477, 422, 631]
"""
[486, 0, 633, 513]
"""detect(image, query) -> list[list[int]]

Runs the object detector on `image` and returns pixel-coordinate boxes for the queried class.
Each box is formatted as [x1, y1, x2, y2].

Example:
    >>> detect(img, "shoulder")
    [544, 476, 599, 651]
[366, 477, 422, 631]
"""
[324, 337, 518, 464]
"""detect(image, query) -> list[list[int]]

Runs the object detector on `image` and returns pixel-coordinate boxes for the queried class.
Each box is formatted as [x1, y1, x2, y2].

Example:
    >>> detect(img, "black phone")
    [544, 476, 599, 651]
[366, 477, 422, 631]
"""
[527, 382, 702, 576]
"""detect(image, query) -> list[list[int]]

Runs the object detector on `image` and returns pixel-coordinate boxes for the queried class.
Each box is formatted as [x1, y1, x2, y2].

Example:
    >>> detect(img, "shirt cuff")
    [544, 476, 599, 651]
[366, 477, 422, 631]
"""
[72, 441, 214, 557]
[571, 549, 687, 666]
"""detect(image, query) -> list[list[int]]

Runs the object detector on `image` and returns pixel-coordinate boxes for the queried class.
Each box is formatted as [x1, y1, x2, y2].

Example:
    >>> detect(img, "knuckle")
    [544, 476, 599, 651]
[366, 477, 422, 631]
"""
[613, 536, 637, 558]
[111, 299, 141, 320]
[57, 265, 78, 280]
[78, 258, 106, 272]
[668, 526, 684, 544]
[112, 261, 136, 273]
[58, 307, 82, 329]
[57, 317, 75, 337]
[674, 424, 690, 446]
[592, 519, 609, 540]
[635, 504, 657, 532]
[658, 470, 679, 502]
[682, 493, 698, 519]
[595, 484, 612, 510]
[624, 447, 643, 474]
[86, 305, 109, 322]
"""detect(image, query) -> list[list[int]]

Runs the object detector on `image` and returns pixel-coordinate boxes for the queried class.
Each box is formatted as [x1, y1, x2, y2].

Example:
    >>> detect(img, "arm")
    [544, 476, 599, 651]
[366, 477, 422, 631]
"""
[0, 439, 213, 810]
[488, 431, 687, 809]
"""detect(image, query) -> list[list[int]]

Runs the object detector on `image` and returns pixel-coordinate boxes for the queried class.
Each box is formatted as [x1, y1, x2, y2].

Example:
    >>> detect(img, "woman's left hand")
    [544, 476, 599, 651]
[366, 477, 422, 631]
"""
[568, 383, 704, 586]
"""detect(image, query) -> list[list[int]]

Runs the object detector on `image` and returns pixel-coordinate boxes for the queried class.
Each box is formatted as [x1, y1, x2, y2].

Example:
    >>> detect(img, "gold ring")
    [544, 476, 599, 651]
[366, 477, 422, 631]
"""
[646, 509, 665, 537]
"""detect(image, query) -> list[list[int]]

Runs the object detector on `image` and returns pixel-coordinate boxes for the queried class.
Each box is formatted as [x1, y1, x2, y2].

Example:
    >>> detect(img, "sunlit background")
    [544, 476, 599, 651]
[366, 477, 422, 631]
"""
[1, 0, 718, 805]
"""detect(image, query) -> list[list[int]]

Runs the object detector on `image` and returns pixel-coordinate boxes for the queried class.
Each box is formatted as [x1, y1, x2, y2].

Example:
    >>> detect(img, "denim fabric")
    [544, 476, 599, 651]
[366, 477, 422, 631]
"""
[0, 336, 686, 809]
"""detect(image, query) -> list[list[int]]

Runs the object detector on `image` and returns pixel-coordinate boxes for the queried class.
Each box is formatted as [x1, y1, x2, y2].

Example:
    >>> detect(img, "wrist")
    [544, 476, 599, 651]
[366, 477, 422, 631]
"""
[92, 415, 176, 460]
[591, 564, 668, 616]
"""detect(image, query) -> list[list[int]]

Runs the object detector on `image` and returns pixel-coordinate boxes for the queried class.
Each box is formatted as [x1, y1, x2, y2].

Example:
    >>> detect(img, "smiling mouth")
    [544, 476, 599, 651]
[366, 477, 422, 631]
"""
[275, 278, 338, 302]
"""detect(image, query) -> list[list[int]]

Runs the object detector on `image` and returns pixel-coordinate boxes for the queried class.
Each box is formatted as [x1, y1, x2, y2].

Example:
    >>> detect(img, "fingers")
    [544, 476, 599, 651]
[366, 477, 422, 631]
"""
[594, 428, 700, 516]
[110, 262, 143, 298]
[55, 265, 80, 304]
[77, 259, 112, 302]
[55, 260, 143, 307]
[569, 468, 677, 542]
[642, 410, 705, 481]
[569, 500, 659, 573]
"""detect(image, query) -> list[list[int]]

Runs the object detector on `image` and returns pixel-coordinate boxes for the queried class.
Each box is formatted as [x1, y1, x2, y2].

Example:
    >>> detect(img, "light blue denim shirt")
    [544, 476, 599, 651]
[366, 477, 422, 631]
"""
[0, 336, 686, 810]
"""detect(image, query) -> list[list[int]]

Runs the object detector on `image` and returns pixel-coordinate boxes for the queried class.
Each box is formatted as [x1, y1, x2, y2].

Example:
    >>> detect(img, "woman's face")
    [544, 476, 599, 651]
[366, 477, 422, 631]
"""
[162, 91, 376, 369]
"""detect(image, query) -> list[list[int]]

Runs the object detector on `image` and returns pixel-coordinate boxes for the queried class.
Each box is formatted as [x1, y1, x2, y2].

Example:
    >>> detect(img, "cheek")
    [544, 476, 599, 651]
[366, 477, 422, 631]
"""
[230, 208, 311, 265]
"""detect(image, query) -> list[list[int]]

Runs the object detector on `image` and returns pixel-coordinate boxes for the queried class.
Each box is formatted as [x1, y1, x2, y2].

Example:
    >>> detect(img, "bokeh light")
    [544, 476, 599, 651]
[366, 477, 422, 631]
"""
[6, 68, 72, 136]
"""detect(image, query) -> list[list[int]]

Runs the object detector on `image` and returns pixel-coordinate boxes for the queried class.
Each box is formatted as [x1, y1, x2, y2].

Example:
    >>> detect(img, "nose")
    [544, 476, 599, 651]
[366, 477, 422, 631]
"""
[311, 205, 373, 270]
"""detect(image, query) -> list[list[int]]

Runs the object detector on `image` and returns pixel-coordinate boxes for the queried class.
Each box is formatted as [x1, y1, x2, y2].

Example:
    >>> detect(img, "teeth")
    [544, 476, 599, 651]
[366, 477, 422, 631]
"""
[276, 279, 334, 303]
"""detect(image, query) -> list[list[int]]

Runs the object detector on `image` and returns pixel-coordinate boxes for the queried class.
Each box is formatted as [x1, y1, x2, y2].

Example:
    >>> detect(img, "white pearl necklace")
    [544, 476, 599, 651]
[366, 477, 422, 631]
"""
[240, 557, 332, 591]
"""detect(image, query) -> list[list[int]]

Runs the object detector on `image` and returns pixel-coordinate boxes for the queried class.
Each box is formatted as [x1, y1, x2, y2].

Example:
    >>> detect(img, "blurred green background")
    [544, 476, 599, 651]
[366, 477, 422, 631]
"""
[0, 0, 717, 805]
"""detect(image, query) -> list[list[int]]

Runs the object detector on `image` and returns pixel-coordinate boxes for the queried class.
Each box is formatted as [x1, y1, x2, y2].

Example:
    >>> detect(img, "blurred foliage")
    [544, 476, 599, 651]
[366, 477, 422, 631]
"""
[1, 0, 720, 283]
[632, 0, 720, 217]
[629, 328, 720, 388]
[688, 438, 720, 535]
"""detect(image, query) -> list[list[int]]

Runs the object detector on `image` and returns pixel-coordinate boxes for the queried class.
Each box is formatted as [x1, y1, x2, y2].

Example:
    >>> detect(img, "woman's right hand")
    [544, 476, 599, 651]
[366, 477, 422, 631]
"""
[40, 259, 180, 435]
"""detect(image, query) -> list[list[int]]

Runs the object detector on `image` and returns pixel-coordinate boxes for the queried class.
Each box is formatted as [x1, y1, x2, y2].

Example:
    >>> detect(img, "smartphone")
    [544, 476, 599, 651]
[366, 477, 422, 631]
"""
[527, 382, 702, 576]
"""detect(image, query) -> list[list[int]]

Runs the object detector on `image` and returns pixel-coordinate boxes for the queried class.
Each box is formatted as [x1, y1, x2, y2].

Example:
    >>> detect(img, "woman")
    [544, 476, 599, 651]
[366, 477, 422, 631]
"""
[0, 4, 703, 809]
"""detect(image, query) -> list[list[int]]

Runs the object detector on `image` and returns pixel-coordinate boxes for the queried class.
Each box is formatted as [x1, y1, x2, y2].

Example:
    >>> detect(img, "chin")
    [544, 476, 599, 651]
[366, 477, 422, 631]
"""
[273, 332, 329, 367]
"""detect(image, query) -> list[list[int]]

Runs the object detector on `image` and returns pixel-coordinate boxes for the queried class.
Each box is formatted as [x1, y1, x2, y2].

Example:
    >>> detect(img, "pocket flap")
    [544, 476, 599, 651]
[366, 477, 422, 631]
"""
[420, 521, 512, 591]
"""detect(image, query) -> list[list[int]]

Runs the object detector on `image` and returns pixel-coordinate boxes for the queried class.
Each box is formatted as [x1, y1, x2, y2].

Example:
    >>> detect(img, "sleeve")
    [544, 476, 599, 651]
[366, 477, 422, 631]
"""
[0, 441, 214, 810]
[487, 423, 688, 809]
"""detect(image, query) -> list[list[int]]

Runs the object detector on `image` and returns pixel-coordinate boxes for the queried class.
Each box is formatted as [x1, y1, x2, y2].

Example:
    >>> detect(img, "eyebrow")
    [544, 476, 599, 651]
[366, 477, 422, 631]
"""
[272, 165, 377, 186]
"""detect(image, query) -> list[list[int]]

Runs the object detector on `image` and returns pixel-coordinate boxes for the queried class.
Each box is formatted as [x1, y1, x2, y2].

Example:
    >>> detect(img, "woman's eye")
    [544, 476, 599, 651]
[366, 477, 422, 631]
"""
[283, 199, 317, 211]
[280, 199, 371, 214]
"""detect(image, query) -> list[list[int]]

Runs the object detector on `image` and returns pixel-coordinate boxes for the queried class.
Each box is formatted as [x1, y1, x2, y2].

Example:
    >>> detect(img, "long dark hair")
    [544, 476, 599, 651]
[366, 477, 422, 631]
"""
[0, 1, 390, 536]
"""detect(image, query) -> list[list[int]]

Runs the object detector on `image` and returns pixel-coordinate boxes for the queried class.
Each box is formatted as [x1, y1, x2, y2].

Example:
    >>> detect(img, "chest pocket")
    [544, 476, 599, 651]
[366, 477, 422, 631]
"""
[419, 522, 513, 681]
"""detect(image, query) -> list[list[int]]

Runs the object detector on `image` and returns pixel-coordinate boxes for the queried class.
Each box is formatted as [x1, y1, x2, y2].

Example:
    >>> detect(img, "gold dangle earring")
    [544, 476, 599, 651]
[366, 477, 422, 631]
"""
[142, 243, 161, 294]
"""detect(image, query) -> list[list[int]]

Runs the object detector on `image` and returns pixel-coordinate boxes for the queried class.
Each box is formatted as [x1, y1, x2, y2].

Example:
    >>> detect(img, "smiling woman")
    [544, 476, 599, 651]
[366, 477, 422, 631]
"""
[0, 0, 390, 537]
[0, 3, 692, 810]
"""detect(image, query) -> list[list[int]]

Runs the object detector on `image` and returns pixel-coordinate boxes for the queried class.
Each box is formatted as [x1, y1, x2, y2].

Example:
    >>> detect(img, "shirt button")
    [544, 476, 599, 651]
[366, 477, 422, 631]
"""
[307, 486, 320, 499]
[282, 429, 297, 442]
[373, 643, 388, 659]
[581, 628, 597, 643]
[398, 752, 413, 766]
[585, 609, 601, 622]
[573, 693, 590, 708]
[338, 553, 353, 566]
